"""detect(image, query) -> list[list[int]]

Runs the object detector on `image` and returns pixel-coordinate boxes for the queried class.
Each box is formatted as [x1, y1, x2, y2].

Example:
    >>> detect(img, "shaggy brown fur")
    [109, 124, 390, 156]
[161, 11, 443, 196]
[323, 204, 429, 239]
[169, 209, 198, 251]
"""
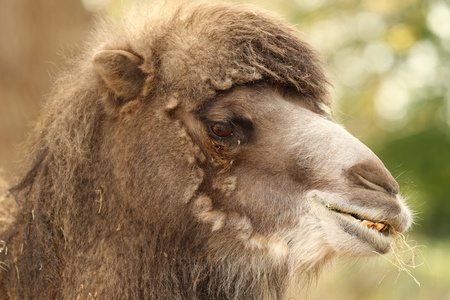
[0, 177, 16, 229]
[0, 1, 410, 299]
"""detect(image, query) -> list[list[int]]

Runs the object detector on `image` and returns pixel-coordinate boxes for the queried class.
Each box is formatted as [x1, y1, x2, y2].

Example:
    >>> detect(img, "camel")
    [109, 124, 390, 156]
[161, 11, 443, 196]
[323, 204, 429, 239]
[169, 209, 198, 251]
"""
[0, 1, 411, 299]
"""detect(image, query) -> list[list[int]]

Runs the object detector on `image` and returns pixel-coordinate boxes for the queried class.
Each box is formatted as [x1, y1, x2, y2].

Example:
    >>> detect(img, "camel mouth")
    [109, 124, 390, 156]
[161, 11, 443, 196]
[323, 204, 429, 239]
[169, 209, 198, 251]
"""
[324, 203, 391, 236]
[307, 188, 411, 256]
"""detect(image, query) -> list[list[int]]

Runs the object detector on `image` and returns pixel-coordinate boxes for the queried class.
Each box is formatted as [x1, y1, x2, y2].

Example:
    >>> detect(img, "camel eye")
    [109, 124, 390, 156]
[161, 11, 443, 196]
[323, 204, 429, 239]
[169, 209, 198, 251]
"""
[211, 123, 233, 137]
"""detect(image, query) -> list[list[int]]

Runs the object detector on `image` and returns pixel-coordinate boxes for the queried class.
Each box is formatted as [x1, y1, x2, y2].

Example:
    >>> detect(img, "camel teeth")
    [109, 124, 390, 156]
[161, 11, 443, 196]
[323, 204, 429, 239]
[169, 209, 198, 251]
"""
[362, 220, 387, 232]
[362, 220, 373, 227]
[374, 223, 385, 231]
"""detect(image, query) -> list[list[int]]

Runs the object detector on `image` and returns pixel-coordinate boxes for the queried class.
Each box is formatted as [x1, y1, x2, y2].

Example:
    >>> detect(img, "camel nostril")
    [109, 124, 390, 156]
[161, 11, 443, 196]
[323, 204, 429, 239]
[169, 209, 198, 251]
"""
[355, 174, 388, 193]
[347, 162, 399, 195]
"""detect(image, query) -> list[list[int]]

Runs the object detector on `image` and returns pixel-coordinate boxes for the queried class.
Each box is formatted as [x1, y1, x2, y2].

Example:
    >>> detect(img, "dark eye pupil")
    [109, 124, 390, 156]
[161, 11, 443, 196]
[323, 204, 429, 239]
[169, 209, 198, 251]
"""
[212, 123, 232, 137]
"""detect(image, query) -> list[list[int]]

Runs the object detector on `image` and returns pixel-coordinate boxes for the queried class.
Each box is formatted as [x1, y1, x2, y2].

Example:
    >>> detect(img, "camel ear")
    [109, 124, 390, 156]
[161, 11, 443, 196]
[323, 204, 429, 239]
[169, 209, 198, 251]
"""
[93, 50, 144, 101]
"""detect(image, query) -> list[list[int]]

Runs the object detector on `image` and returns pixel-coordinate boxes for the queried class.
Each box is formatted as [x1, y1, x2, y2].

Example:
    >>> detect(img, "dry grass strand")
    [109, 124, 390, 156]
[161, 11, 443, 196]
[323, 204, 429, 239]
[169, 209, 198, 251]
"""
[375, 232, 426, 287]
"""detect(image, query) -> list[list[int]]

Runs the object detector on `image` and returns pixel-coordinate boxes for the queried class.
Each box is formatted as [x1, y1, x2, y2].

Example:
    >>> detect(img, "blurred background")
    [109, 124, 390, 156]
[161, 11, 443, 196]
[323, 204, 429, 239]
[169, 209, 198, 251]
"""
[0, 0, 449, 299]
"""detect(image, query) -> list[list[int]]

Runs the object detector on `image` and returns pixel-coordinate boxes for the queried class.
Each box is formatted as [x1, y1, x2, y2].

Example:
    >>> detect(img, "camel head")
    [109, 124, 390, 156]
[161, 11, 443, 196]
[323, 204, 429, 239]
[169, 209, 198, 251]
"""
[178, 84, 412, 270]
[88, 2, 413, 290]
[1, 2, 413, 299]
[94, 42, 412, 275]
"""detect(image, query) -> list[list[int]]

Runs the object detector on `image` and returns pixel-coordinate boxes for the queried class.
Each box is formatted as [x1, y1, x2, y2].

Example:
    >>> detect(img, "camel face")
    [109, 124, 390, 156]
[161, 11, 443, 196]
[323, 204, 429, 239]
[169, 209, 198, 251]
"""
[0, 2, 414, 298]
[183, 84, 412, 263]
